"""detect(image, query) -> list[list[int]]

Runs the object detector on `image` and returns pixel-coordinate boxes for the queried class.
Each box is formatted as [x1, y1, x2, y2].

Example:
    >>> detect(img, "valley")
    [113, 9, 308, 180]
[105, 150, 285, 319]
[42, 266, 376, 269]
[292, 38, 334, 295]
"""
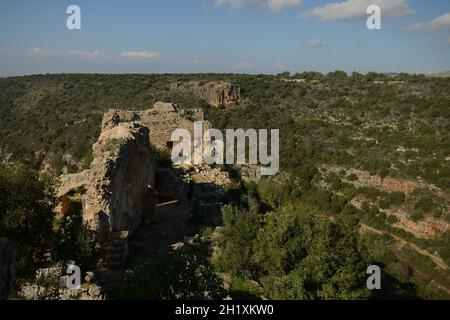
[1, 72, 449, 300]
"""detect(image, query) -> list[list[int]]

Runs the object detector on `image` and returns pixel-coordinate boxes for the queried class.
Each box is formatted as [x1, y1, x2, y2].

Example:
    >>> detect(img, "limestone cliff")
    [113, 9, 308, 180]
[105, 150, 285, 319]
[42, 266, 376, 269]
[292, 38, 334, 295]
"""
[171, 81, 242, 107]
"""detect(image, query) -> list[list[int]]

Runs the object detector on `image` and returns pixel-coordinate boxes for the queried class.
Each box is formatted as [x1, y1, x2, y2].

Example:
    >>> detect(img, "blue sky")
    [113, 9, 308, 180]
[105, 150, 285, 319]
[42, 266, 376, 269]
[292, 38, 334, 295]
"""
[0, 0, 449, 76]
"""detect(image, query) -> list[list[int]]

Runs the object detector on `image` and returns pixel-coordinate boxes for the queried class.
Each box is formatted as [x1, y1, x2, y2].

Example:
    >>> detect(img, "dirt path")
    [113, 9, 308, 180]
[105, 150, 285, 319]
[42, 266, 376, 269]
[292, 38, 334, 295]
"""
[360, 223, 448, 270]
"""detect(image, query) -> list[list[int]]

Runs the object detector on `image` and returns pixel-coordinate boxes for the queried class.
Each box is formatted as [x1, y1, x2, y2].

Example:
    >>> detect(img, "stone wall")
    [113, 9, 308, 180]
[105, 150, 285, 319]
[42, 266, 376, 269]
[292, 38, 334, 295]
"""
[101, 102, 209, 150]
[58, 121, 156, 241]
[58, 102, 212, 241]
[18, 263, 103, 300]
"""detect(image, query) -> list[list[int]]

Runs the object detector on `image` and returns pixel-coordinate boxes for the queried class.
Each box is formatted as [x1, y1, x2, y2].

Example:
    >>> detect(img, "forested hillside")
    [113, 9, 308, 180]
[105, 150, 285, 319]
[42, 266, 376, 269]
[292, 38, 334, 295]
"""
[1, 72, 449, 299]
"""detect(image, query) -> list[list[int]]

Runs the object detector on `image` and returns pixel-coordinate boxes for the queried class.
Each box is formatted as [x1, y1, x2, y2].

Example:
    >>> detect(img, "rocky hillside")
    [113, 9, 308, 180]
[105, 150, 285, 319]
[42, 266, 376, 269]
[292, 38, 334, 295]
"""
[171, 81, 242, 107]
[1, 73, 449, 299]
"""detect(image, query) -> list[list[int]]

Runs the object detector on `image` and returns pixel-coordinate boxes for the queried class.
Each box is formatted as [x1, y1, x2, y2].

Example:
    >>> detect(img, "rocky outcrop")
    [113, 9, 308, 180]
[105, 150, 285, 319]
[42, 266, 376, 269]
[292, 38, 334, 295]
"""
[101, 102, 209, 150]
[324, 165, 450, 238]
[153, 101, 178, 112]
[171, 81, 242, 107]
[58, 121, 156, 242]
[237, 164, 262, 183]
[58, 171, 90, 198]
[398, 216, 449, 238]
[18, 263, 103, 300]
[0, 239, 16, 300]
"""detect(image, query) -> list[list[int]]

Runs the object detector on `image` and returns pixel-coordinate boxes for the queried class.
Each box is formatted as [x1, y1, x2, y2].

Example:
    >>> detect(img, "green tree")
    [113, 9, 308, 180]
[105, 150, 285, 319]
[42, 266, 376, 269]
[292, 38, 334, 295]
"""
[0, 164, 56, 274]
[217, 205, 262, 277]
[108, 245, 227, 300]
[54, 196, 99, 270]
[253, 203, 370, 300]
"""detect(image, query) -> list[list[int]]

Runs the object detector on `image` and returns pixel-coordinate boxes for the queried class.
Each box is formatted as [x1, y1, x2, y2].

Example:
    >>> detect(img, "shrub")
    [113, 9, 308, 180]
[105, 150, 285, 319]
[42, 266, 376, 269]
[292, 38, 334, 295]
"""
[253, 203, 370, 300]
[54, 196, 99, 270]
[107, 245, 226, 300]
[101, 138, 124, 153]
[0, 164, 56, 274]
[216, 206, 262, 277]
[410, 210, 424, 222]
[386, 215, 399, 225]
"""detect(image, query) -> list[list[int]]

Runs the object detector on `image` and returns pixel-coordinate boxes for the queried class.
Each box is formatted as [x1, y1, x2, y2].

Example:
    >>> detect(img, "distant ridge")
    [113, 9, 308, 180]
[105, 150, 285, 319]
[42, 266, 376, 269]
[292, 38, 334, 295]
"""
[423, 71, 450, 78]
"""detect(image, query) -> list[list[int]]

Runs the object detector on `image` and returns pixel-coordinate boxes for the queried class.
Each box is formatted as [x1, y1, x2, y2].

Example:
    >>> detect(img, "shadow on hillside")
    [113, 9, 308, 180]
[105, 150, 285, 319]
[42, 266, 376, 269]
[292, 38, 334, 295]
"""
[129, 164, 229, 257]
[369, 262, 420, 300]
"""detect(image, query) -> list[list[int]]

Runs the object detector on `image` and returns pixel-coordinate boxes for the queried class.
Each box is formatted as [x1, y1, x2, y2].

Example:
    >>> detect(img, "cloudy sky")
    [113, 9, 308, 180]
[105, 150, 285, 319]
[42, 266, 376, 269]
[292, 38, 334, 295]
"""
[0, 0, 449, 76]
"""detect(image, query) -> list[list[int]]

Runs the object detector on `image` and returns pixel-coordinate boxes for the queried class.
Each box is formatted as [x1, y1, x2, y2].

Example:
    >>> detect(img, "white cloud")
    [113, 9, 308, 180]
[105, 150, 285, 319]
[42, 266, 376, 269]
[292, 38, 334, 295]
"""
[307, 38, 326, 48]
[402, 22, 424, 31]
[232, 61, 252, 69]
[1, 48, 163, 62]
[267, 0, 303, 13]
[214, 0, 263, 10]
[66, 49, 109, 60]
[273, 62, 286, 69]
[403, 12, 450, 31]
[298, 0, 414, 21]
[119, 51, 161, 60]
[214, 0, 303, 12]
[0, 48, 16, 55]
[193, 59, 210, 65]
[0, 47, 109, 60]
[31, 48, 42, 56]
[427, 12, 450, 30]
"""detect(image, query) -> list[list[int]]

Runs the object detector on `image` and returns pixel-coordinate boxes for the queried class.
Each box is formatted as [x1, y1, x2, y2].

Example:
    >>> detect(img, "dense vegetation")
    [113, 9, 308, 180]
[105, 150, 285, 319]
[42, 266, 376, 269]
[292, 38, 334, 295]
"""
[107, 245, 226, 300]
[214, 177, 450, 299]
[0, 164, 56, 274]
[0, 72, 449, 299]
[0, 163, 97, 276]
[218, 203, 370, 299]
[1, 73, 449, 190]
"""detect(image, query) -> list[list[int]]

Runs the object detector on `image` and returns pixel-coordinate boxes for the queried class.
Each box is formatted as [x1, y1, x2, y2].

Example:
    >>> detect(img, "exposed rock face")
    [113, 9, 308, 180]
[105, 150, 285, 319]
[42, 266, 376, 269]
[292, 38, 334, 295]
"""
[59, 121, 156, 241]
[101, 102, 210, 150]
[58, 171, 90, 198]
[171, 81, 242, 107]
[351, 197, 450, 238]
[193, 166, 231, 187]
[0, 239, 16, 300]
[398, 216, 449, 238]
[237, 164, 262, 183]
[19, 263, 103, 300]
[58, 102, 214, 246]
[88, 122, 155, 238]
[324, 165, 450, 238]
[153, 101, 178, 112]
